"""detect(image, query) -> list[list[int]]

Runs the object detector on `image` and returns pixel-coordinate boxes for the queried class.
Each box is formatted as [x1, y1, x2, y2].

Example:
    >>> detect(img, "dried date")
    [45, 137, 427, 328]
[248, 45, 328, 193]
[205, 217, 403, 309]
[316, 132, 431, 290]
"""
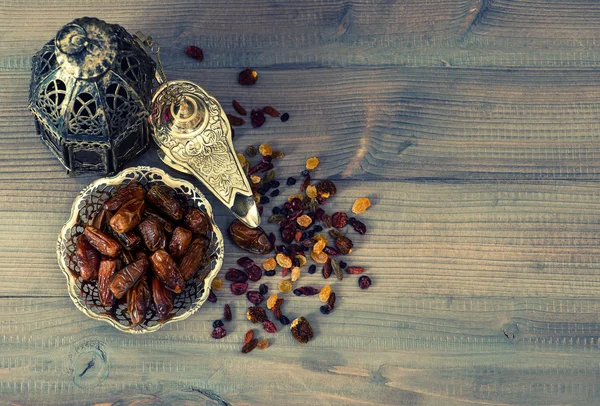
[146, 186, 184, 221]
[103, 183, 144, 211]
[138, 217, 166, 252]
[110, 256, 148, 299]
[76, 235, 100, 281]
[98, 258, 118, 306]
[84, 226, 121, 258]
[145, 208, 175, 235]
[228, 221, 273, 254]
[110, 198, 145, 233]
[152, 277, 174, 318]
[178, 237, 208, 281]
[169, 226, 193, 259]
[184, 208, 210, 235]
[150, 250, 184, 294]
[127, 275, 151, 326]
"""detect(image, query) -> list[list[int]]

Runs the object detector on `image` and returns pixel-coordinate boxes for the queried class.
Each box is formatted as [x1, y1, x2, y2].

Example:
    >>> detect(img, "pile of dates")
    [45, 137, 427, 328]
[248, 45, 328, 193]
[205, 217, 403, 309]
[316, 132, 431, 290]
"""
[75, 182, 212, 325]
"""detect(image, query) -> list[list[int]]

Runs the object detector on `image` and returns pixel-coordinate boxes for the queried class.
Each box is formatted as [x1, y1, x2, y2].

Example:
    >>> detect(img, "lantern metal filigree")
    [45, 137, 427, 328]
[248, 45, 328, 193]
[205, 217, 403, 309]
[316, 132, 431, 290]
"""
[28, 17, 156, 174]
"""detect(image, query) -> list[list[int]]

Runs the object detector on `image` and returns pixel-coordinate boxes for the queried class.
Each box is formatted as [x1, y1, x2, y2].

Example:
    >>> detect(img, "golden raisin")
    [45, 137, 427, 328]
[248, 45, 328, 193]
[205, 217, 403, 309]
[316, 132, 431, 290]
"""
[306, 185, 317, 199]
[276, 253, 292, 268]
[259, 144, 273, 156]
[288, 193, 304, 203]
[278, 280, 293, 293]
[211, 277, 223, 290]
[296, 214, 312, 228]
[313, 239, 326, 255]
[313, 234, 328, 244]
[352, 197, 371, 214]
[311, 251, 329, 264]
[257, 339, 270, 349]
[267, 294, 279, 309]
[291, 266, 301, 282]
[237, 153, 247, 166]
[250, 175, 261, 184]
[263, 257, 276, 271]
[295, 254, 307, 266]
[306, 157, 319, 170]
[319, 285, 331, 302]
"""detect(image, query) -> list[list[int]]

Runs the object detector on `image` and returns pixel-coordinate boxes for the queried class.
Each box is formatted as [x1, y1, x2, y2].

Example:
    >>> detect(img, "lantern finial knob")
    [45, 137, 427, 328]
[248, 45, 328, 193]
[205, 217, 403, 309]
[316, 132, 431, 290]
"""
[55, 24, 89, 55]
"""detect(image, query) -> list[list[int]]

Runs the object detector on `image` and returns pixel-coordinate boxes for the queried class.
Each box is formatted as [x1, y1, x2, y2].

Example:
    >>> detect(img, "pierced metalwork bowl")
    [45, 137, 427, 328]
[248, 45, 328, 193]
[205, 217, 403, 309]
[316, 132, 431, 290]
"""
[57, 166, 224, 333]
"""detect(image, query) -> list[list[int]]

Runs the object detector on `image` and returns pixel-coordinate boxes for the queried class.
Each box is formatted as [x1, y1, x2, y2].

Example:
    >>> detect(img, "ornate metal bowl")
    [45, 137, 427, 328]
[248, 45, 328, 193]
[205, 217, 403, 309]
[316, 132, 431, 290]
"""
[57, 166, 224, 333]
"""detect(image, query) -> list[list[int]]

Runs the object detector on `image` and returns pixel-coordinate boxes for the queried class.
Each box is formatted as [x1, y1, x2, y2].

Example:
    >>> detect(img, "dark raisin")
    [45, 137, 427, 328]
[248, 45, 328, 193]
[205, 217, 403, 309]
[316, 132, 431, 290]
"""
[293, 286, 319, 296]
[315, 208, 325, 221]
[320, 305, 331, 315]
[213, 319, 224, 328]
[208, 290, 217, 303]
[322, 260, 332, 279]
[308, 264, 317, 274]
[185, 45, 204, 61]
[233, 100, 247, 116]
[246, 145, 258, 157]
[352, 219, 367, 235]
[260, 196, 270, 204]
[286, 177, 296, 186]
[301, 169, 309, 177]
[251, 109, 266, 128]
[300, 174, 311, 192]
[227, 114, 245, 126]
[280, 113, 290, 122]
[313, 225, 323, 232]
[272, 206, 281, 215]
[237, 257, 255, 269]
[259, 284, 269, 295]
[211, 326, 227, 339]
[348, 217, 357, 225]
[264, 270, 276, 276]
[323, 246, 340, 256]
[271, 180, 280, 188]
[270, 189, 280, 197]
[257, 206, 263, 216]
[358, 275, 372, 289]
[241, 338, 259, 353]
[280, 208, 288, 216]
[279, 315, 291, 325]
[339, 260, 347, 269]
[292, 257, 300, 267]
[327, 292, 336, 310]
[238, 68, 258, 85]
[224, 304, 232, 321]
[263, 106, 280, 117]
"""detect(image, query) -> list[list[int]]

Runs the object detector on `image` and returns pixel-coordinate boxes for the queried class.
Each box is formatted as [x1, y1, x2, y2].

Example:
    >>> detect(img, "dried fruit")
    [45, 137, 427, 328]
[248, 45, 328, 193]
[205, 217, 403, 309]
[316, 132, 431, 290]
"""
[259, 144, 273, 156]
[232, 100, 247, 116]
[322, 259, 332, 279]
[263, 320, 277, 333]
[272, 150, 285, 159]
[178, 237, 208, 281]
[329, 229, 344, 239]
[146, 186, 184, 221]
[280, 113, 290, 122]
[308, 264, 317, 274]
[291, 266, 301, 282]
[224, 304, 232, 321]
[211, 277, 223, 290]
[316, 180, 336, 198]
[351, 218, 367, 235]
[98, 258, 118, 306]
[300, 174, 311, 192]
[247, 306, 267, 323]
[237, 257, 255, 269]
[110, 257, 148, 299]
[311, 250, 328, 264]
[241, 338, 259, 353]
[286, 177, 297, 186]
[331, 212, 348, 228]
[103, 183, 144, 211]
[231, 282, 249, 295]
[305, 157, 319, 170]
[76, 235, 100, 281]
[290, 316, 314, 344]
[263, 106, 280, 117]
[138, 217, 166, 252]
[228, 221, 273, 254]
[306, 185, 317, 199]
[320, 305, 330, 314]
[352, 197, 371, 214]
[263, 257, 276, 271]
[278, 280, 293, 293]
[257, 339, 269, 349]
[211, 326, 227, 339]
[237, 153, 247, 167]
[150, 250, 185, 293]
[296, 215, 312, 228]
[213, 320, 224, 328]
[127, 276, 151, 326]
[295, 254, 307, 267]
[90, 208, 109, 230]
[331, 258, 343, 280]
[259, 284, 269, 295]
[293, 286, 319, 296]
[246, 145, 258, 157]
[264, 270, 276, 276]
[238, 68, 258, 85]
[327, 291, 336, 310]
[312, 239, 326, 255]
[346, 266, 365, 274]
[169, 226, 193, 259]
[152, 277, 174, 318]
[250, 175, 261, 184]
[323, 214, 332, 228]
[266, 294, 279, 309]
[184, 208, 210, 235]
[251, 109, 266, 128]
[276, 253, 292, 268]
[185, 45, 204, 61]
[244, 329, 254, 344]
[84, 226, 121, 257]
[358, 275, 372, 289]
[246, 291, 264, 305]
[207, 290, 217, 303]
[145, 209, 174, 235]
[269, 214, 285, 223]
[335, 236, 353, 255]
[319, 285, 331, 302]
[246, 264, 262, 282]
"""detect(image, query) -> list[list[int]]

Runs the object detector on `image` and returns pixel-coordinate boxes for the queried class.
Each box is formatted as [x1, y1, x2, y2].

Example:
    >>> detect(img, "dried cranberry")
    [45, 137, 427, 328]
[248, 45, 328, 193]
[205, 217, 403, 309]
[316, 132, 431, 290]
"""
[211, 326, 227, 339]
[259, 283, 269, 295]
[293, 286, 319, 296]
[246, 265, 263, 281]
[263, 320, 277, 333]
[251, 109, 266, 128]
[246, 291, 264, 305]
[237, 257, 255, 269]
[248, 161, 274, 175]
[302, 238, 316, 248]
[281, 225, 295, 244]
[358, 275, 372, 289]
[232, 100, 247, 116]
[231, 282, 249, 295]
[323, 246, 340, 256]
[185, 45, 204, 61]
[294, 230, 302, 242]
[280, 113, 290, 122]
[226, 114, 245, 126]
[213, 320, 224, 328]
[207, 290, 217, 303]
[352, 219, 367, 235]
[238, 68, 258, 85]
[308, 264, 317, 274]
[335, 236, 353, 255]
[224, 304, 232, 321]
[290, 198, 302, 212]
[225, 268, 248, 283]
[273, 308, 283, 320]
[331, 212, 348, 228]
[315, 208, 325, 221]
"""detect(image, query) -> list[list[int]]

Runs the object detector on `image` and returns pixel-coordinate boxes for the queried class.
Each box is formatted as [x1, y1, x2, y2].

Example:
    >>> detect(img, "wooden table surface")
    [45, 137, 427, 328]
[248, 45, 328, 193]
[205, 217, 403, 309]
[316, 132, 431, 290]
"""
[2, 1, 600, 405]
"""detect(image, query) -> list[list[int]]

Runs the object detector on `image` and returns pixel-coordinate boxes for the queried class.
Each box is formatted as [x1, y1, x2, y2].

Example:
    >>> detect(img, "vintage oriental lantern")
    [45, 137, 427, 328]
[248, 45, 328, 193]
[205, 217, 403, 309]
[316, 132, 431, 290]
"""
[28, 17, 155, 174]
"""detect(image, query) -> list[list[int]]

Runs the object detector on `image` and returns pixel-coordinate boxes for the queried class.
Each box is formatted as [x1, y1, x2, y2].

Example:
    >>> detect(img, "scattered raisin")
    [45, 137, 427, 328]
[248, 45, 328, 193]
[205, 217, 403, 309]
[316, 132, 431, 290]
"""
[232, 100, 247, 116]
[308, 264, 317, 274]
[339, 260, 347, 269]
[280, 315, 291, 325]
[237, 257, 255, 269]
[316, 180, 336, 198]
[276, 253, 292, 268]
[351, 218, 367, 235]
[211, 277, 223, 290]
[213, 319, 224, 328]
[320, 305, 330, 315]
[247, 306, 267, 323]
[352, 197, 371, 214]
[331, 212, 348, 228]
[241, 338, 259, 353]
[227, 114, 246, 126]
[323, 246, 340, 256]
[246, 145, 258, 157]
[290, 316, 314, 344]
[286, 177, 297, 186]
[281, 112, 290, 122]
[358, 275, 372, 289]
[267, 294, 279, 309]
[244, 329, 254, 344]
[257, 339, 270, 349]
[263, 258, 276, 271]
[322, 260, 332, 279]
[311, 250, 328, 264]
[335, 236, 353, 255]
[185, 45, 204, 62]
[329, 229, 344, 239]
[251, 109, 266, 128]
[226, 268, 248, 283]
[259, 283, 269, 295]
[300, 174, 311, 192]
[224, 304, 232, 321]
[238, 68, 258, 85]
[230, 282, 249, 295]
[270, 189, 280, 197]
[259, 144, 273, 156]
[291, 266, 301, 282]
[346, 266, 365, 274]
[306, 185, 317, 199]
[263, 106, 280, 117]
[211, 326, 227, 339]
[246, 291, 264, 305]
[331, 258, 343, 280]
[264, 270, 276, 276]
[297, 214, 312, 228]
[278, 280, 293, 293]
[263, 320, 277, 333]
[293, 286, 319, 296]
[207, 290, 217, 303]
[319, 285, 331, 302]
[327, 292, 336, 310]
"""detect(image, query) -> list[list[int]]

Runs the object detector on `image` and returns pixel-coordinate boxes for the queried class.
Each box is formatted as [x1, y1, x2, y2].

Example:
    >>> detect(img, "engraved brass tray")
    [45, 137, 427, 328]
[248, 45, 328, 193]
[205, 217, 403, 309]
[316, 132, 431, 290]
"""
[57, 166, 224, 333]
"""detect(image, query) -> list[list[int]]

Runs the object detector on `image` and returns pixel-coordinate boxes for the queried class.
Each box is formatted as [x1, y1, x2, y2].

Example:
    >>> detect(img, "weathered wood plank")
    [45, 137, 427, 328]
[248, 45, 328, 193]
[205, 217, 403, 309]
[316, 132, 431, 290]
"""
[1, 296, 600, 405]
[6, 67, 600, 181]
[3, 177, 600, 299]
